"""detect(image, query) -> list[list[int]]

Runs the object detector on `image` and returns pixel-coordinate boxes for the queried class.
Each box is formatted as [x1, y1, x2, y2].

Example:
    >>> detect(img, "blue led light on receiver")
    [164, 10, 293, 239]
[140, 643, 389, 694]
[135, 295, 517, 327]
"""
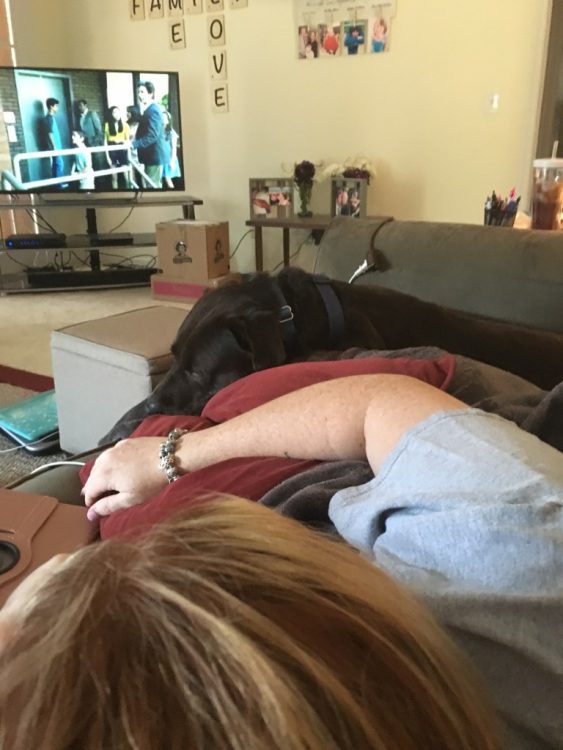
[5, 233, 66, 249]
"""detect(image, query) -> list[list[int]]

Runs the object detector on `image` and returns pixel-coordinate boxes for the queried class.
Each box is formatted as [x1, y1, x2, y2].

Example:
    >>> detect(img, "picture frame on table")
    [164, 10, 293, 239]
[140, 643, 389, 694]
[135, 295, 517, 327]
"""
[249, 178, 294, 219]
[331, 177, 368, 219]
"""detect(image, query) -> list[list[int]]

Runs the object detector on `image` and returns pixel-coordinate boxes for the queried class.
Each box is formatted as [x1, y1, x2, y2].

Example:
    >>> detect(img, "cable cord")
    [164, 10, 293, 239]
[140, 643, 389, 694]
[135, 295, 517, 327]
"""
[31, 208, 59, 234]
[2, 250, 29, 268]
[271, 232, 313, 273]
[28, 460, 86, 475]
[229, 229, 254, 260]
[25, 209, 54, 234]
[104, 191, 144, 235]
[70, 251, 90, 266]
[104, 253, 157, 269]
[105, 204, 136, 234]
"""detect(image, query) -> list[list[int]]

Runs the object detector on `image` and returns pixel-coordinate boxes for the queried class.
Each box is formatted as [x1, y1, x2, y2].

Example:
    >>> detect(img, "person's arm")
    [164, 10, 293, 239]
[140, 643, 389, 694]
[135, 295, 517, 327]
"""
[45, 119, 56, 151]
[82, 375, 464, 518]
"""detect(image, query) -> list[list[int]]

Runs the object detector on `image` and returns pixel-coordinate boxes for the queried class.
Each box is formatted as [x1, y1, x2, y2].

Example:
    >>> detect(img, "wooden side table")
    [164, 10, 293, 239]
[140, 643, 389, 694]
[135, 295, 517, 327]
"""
[245, 215, 332, 271]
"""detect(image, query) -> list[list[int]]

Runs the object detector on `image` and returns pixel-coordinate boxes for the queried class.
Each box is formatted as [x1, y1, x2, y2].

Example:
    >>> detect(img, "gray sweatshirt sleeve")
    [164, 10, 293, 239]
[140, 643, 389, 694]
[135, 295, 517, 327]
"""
[329, 409, 563, 750]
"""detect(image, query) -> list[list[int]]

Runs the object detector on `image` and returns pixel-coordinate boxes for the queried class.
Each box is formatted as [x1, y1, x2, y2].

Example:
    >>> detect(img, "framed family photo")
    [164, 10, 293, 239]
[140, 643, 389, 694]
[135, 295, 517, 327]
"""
[331, 177, 368, 219]
[249, 178, 294, 219]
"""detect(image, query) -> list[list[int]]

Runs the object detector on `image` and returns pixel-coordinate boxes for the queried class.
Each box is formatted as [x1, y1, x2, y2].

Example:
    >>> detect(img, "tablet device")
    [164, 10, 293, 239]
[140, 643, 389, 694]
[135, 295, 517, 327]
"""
[0, 425, 60, 454]
[0, 390, 60, 453]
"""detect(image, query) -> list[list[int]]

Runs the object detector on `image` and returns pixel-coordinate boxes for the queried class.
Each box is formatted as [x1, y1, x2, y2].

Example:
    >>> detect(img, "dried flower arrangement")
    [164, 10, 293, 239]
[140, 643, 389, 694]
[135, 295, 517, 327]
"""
[322, 157, 377, 185]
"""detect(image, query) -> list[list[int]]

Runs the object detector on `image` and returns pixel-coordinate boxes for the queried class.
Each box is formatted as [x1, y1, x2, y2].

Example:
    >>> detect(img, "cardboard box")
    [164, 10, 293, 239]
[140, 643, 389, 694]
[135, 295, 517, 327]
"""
[156, 220, 230, 283]
[151, 272, 242, 304]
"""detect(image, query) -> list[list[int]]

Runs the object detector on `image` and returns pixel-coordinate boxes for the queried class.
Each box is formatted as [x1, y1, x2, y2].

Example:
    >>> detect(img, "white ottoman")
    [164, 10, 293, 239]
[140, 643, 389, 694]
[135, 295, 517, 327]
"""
[51, 306, 187, 453]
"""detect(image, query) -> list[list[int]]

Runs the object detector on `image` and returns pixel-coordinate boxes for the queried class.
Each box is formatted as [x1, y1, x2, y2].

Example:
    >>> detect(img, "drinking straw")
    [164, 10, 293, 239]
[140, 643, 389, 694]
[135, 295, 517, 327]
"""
[552, 140, 559, 158]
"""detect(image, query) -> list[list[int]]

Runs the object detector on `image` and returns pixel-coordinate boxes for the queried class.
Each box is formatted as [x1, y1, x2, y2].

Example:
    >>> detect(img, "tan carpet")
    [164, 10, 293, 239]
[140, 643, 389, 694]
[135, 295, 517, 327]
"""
[0, 287, 191, 376]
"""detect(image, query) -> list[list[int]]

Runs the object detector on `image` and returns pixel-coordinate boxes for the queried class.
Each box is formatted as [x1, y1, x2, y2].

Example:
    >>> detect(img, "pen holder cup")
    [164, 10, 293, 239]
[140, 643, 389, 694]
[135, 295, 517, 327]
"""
[484, 208, 516, 227]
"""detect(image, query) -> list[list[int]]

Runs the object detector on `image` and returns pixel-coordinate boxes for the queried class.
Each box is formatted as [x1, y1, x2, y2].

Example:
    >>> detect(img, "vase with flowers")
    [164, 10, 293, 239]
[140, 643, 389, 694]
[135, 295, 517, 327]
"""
[293, 160, 316, 217]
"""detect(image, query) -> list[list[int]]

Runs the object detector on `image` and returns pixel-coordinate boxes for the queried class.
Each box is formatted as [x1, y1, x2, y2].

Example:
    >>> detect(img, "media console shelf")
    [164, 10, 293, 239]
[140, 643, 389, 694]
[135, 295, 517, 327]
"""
[0, 194, 203, 294]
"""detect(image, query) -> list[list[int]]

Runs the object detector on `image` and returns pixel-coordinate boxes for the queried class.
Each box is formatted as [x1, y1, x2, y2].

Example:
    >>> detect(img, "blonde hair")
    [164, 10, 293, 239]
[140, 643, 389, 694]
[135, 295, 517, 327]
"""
[0, 498, 500, 750]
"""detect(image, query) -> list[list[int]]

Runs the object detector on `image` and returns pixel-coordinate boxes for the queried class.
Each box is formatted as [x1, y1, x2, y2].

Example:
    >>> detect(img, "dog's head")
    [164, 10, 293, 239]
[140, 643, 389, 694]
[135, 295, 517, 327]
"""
[148, 274, 288, 416]
[102, 268, 390, 443]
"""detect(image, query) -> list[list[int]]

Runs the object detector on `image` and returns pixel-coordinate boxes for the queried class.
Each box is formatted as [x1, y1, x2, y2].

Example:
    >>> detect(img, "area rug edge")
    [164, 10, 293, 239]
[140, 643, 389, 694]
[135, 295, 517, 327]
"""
[0, 365, 54, 392]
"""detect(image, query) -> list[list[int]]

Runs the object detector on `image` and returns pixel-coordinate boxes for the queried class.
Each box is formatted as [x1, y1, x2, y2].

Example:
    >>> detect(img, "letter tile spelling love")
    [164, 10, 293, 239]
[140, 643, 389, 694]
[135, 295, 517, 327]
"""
[128, 0, 249, 112]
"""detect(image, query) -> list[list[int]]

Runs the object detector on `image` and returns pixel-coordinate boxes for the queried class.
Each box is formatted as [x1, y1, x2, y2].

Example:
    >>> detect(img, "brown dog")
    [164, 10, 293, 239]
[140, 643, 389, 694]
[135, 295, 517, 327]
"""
[101, 267, 563, 443]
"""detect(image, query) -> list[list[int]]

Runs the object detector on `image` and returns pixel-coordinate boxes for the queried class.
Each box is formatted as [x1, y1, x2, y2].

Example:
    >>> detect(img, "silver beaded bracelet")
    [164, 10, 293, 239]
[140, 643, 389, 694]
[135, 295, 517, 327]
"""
[158, 428, 187, 483]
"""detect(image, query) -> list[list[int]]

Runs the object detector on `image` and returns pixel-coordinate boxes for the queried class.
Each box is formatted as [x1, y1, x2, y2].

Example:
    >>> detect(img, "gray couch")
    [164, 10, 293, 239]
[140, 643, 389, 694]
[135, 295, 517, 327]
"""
[10, 217, 563, 501]
[314, 217, 563, 333]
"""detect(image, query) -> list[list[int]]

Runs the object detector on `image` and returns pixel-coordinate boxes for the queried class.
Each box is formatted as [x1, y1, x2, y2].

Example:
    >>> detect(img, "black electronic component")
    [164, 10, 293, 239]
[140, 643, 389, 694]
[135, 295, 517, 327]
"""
[5, 233, 66, 249]
[25, 267, 156, 290]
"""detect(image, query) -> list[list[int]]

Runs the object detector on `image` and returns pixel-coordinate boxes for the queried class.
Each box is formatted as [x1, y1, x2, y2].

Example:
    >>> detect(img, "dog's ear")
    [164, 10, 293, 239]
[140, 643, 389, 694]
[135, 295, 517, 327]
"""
[228, 311, 286, 370]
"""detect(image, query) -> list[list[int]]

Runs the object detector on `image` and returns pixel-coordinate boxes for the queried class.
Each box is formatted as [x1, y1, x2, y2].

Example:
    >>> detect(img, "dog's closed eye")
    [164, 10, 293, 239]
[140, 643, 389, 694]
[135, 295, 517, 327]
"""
[227, 312, 286, 371]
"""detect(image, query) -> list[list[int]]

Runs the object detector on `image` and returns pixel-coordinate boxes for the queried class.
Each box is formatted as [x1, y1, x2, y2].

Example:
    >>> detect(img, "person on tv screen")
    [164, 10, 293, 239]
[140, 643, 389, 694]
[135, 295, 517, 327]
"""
[70, 129, 94, 191]
[161, 109, 181, 189]
[41, 97, 64, 183]
[131, 81, 167, 189]
[76, 99, 104, 187]
[104, 106, 131, 190]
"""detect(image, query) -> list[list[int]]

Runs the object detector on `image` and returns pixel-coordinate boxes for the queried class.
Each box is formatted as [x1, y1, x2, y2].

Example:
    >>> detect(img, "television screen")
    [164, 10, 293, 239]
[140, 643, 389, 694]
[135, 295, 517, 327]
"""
[0, 66, 185, 193]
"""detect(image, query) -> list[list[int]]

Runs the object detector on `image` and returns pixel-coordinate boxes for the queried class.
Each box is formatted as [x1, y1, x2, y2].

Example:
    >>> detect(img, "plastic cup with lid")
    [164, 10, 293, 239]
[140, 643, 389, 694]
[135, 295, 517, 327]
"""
[532, 158, 563, 230]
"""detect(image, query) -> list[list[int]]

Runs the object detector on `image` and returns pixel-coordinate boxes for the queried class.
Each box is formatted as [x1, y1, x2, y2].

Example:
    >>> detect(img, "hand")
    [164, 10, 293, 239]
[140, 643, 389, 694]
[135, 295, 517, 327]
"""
[82, 437, 167, 520]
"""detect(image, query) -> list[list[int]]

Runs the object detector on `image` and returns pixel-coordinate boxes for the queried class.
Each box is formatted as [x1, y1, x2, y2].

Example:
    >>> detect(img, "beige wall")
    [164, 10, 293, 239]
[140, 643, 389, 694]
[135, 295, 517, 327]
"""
[9, 0, 552, 272]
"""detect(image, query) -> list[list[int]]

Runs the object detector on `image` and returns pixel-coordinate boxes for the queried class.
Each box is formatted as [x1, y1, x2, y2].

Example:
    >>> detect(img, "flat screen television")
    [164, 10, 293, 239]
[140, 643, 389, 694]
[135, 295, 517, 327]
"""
[0, 65, 185, 193]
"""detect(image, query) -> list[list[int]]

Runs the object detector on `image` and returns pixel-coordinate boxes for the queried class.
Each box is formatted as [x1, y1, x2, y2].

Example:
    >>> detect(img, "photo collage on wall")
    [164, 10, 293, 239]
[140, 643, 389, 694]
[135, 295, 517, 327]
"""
[295, 0, 397, 59]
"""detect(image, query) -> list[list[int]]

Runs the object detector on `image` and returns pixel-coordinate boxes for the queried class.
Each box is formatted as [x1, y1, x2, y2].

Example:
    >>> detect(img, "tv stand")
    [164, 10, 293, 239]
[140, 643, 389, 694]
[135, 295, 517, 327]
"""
[84, 207, 134, 269]
[0, 194, 203, 294]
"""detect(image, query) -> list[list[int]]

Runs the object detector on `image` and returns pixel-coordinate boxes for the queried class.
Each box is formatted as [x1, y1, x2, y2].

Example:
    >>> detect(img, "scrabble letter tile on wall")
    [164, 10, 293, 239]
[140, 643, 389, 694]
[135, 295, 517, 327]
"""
[207, 14, 226, 46]
[167, 0, 184, 15]
[130, 0, 146, 20]
[169, 19, 186, 47]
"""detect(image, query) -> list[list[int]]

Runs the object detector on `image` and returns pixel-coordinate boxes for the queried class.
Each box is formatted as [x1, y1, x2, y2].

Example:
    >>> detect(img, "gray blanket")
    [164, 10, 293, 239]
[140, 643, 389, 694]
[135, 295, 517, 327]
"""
[260, 347, 563, 528]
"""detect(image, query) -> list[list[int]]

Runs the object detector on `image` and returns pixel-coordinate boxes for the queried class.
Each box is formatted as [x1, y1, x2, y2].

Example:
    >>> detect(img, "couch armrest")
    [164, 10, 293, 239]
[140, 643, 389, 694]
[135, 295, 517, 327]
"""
[315, 217, 563, 332]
